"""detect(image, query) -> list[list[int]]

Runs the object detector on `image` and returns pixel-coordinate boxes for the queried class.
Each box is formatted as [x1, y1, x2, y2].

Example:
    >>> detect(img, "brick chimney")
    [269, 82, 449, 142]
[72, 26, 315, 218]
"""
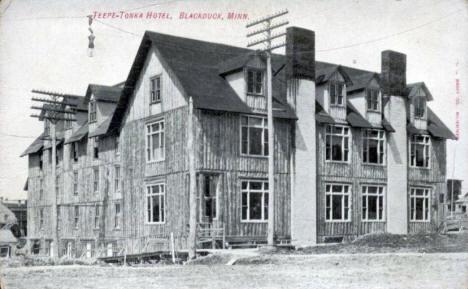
[381, 50, 408, 235]
[286, 27, 318, 246]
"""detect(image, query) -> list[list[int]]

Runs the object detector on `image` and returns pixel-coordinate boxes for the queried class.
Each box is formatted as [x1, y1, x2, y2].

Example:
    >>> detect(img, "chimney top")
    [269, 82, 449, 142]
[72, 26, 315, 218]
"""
[381, 50, 407, 96]
[286, 27, 315, 81]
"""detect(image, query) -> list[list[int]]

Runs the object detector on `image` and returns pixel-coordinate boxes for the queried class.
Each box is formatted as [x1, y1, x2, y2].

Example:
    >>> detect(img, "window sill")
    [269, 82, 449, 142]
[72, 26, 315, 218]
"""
[146, 159, 165, 164]
[150, 101, 162, 105]
[246, 93, 265, 97]
[410, 166, 431, 170]
[409, 220, 431, 223]
[325, 220, 351, 223]
[366, 109, 381, 113]
[330, 104, 346, 108]
[146, 222, 165, 225]
[361, 220, 386, 223]
[362, 162, 386, 167]
[325, 160, 350, 164]
[240, 220, 268, 223]
[240, 154, 268, 159]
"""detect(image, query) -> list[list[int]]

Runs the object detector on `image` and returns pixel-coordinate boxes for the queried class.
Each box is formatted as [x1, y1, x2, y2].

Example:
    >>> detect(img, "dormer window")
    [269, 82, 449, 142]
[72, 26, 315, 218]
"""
[89, 101, 97, 123]
[329, 82, 345, 106]
[366, 89, 380, 112]
[414, 95, 426, 119]
[247, 69, 263, 95]
[150, 76, 161, 103]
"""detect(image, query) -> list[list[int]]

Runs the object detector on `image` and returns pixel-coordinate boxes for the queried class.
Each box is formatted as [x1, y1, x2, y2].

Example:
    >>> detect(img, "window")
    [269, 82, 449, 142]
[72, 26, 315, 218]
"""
[94, 205, 100, 229]
[241, 116, 268, 156]
[114, 203, 121, 229]
[32, 240, 40, 255]
[366, 89, 380, 111]
[39, 179, 44, 200]
[410, 135, 431, 168]
[64, 113, 73, 129]
[44, 240, 51, 256]
[362, 185, 385, 221]
[414, 96, 426, 118]
[39, 208, 44, 229]
[146, 120, 165, 162]
[114, 166, 120, 192]
[93, 138, 99, 159]
[410, 187, 430, 221]
[325, 184, 351, 222]
[115, 137, 120, 156]
[329, 82, 345, 106]
[71, 142, 79, 162]
[326, 125, 350, 162]
[146, 183, 165, 223]
[363, 129, 385, 164]
[73, 171, 78, 195]
[57, 206, 61, 230]
[241, 180, 269, 222]
[89, 101, 97, 123]
[247, 69, 264, 95]
[150, 76, 161, 103]
[55, 174, 60, 196]
[93, 167, 99, 193]
[74, 206, 79, 229]
[39, 151, 43, 170]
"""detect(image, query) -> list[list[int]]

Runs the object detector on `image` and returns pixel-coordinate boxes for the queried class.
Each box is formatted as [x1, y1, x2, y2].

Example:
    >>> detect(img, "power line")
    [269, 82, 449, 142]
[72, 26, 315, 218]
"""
[0, 133, 39, 139]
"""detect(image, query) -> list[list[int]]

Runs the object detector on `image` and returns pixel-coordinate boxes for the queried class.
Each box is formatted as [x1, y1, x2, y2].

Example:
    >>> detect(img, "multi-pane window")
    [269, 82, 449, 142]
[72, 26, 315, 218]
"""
[39, 208, 44, 229]
[89, 101, 97, 123]
[71, 142, 78, 162]
[241, 181, 269, 222]
[39, 178, 44, 200]
[413, 96, 426, 118]
[241, 116, 268, 156]
[363, 129, 385, 164]
[114, 203, 121, 229]
[64, 113, 73, 129]
[74, 206, 79, 229]
[410, 187, 430, 221]
[73, 171, 78, 195]
[146, 120, 165, 162]
[329, 82, 345, 106]
[362, 185, 385, 221]
[325, 184, 351, 222]
[147, 183, 165, 223]
[93, 167, 99, 193]
[325, 125, 350, 162]
[410, 135, 431, 168]
[247, 70, 263, 95]
[94, 205, 100, 229]
[366, 89, 380, 111]
[114, 166, 120, 192]
[93, 138, 99, 159]
[150, 76, 161, 103]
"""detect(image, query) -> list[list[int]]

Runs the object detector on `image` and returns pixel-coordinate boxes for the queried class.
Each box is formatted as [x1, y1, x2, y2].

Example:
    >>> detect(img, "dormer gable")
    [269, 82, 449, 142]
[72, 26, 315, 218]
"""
[407, 82, 432, 130]
[84, 84, 120, 137]
[347, 72, 382, 126]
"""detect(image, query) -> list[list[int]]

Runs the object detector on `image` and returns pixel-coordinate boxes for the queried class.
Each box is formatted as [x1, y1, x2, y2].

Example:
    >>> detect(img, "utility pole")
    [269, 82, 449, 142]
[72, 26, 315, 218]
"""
[31, 90, 78, 257]
[246, 10, 288, 247]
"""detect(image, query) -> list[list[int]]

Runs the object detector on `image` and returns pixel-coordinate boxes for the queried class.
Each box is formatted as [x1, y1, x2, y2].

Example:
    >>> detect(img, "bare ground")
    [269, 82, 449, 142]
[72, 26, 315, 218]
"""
[2, 252, 468, 289]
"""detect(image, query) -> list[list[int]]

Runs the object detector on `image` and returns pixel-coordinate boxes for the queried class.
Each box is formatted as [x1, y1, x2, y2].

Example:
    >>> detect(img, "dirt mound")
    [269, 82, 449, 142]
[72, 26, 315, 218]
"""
[185, 253, 233, 265]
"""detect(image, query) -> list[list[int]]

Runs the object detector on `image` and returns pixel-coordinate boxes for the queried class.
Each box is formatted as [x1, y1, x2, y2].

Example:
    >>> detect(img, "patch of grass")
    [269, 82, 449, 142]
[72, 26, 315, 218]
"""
[2, 256, 104, 268]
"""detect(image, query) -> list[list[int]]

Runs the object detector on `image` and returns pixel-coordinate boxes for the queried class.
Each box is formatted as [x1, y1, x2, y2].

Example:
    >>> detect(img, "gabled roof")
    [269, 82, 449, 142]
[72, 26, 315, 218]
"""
[427, 107, 456, 139]
[64, 122, 89, 144]
[0, 229, 17, 244]
[89, 117, 112, 138]
[315, 62, 353, 86]
[20, 133, 44, 157]
[407, 82, 433, 101]
[85, 84, 122, 103]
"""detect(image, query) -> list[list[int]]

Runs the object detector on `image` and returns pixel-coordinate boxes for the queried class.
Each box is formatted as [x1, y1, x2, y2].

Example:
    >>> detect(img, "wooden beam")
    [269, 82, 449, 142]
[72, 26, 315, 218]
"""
[188, 97, 197, 260]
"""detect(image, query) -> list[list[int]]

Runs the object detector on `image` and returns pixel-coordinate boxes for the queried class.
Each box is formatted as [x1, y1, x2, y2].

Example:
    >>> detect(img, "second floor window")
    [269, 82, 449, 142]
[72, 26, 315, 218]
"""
[114, 203, 121, 229]
[74, 206, 79, 229]
[363, 129, 385, 165]
[241, 180, 269, 222]
[366, 89, 380, 111]
[413, 96, 426, 118]
[39, 151, 43, 170]
[93, 138, 99, 159]
[94, 205, 100, 229]
[73, 171, 78, 195]
[39, 208, 44, 229]
[147, 183, 165, 224]
[247, 70, 263, 95]
[114, 166, 120, 192]
[150, 76, 161, 103]
[71, 142, 78, 162]
[89, 101, 97, 122]
[326, 125, 350, 162]
[241, 116, 268, 156]
[410, 135, 431, 168]
[146, 120, 165, 162]
[93, 167, 99, 193]
[329, 82, 345, 106]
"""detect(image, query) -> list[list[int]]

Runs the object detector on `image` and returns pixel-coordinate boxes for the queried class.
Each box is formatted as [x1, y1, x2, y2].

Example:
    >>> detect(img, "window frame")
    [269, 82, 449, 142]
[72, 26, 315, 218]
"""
[94, 205, 100, 229]
[366, 88, 381, 112]
[362, 129, 386, 165]
[146, 119, 165, 163]
[361, 185, 385, 222]
[410, 134, 431, 168]
[413, 95, 426, 119]
[329, 81, 346, 107]
[71, 142, 79, 162]
[115, 137, 120, 156]
[325, 184, 351, 222]
[409, 187, 431, 222]
[240, 115, 269, 157]
[74, 205, 79, 229]
[39, 178, 44, 200]
[39, 208, 44, 229]
[114, 166, 120, 193]
[246, 69, 264, 96]
[73, 171, 78, 195]
[146, 183, 166, 224]
[93, 167, 99, 194]
[150, 75, 162, 104]
[325, 125, 351, 163]
[93, 138, 99, 159]
[240, 180, 269, 223]
[114, 202, 121, 229]
[89, 100, 97, 123]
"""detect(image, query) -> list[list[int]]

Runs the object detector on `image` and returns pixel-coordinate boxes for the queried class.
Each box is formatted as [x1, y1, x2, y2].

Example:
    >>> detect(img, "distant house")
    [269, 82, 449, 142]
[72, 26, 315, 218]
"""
[1, 198, 27, 237]
[0, 201, 17, 227]
[455, 193, 468, 215]
[21, 27, 455, 257]
[0, 201, 18, 258]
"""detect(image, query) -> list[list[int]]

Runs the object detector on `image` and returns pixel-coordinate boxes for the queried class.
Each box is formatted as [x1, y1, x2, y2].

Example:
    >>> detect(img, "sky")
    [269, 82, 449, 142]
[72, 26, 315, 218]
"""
[0, 0, 467, 200]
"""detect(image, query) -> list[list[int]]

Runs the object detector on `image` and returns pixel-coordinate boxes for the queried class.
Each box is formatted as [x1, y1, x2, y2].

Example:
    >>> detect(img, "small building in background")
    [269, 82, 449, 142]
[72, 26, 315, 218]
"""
[0, 201, 19, 258]
[1, 198, 28, 237]
[445, 179, 464, 216]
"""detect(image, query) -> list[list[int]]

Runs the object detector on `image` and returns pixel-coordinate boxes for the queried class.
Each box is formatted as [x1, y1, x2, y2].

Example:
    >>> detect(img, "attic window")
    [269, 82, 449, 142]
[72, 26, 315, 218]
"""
[89, 101, 97, 123]
[414, 96, 426, 119]
[247, 69, 263, 95]
[329, 82, 345, 106]
[366, 89, 380, 112]
[150, 76, 161, 103]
